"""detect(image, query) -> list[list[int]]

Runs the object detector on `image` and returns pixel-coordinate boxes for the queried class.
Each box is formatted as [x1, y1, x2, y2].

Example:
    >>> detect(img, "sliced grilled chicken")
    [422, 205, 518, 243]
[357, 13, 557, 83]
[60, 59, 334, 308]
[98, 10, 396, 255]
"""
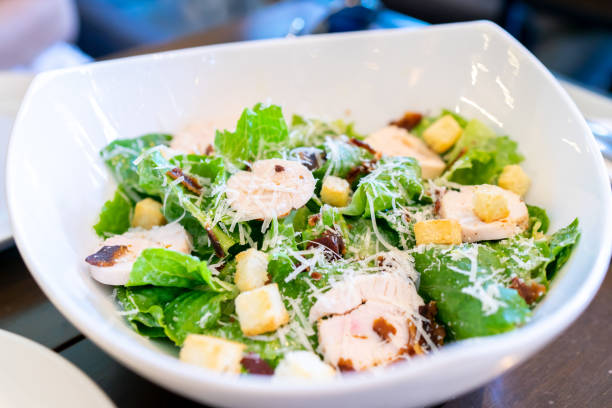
[226, 159, 316, 221]
[309, 273, 423, 323]
[310, 273, 424, 371]
[439, 184, 528, 242]
[365, 125, 445, 179]
[318, 300, 420, 371]
[86, 223, 192, 285]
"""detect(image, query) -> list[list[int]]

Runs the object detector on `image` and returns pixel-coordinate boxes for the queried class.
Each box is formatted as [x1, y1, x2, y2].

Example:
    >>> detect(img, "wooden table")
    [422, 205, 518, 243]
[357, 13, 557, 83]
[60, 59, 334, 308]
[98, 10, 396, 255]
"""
[3, 12, 612, 407]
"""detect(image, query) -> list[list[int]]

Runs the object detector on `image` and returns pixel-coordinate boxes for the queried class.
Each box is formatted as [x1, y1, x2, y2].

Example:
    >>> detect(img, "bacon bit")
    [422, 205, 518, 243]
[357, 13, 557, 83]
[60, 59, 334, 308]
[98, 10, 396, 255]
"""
[166, 167, 202, 195]
[306, 230, 346, 261]
[274, 164, 285, 172]
[297, 149, 321, 171]
[390, 111, 423, 131]
[345, 159, 377, 185]
[509, 277, 546, 305]
[403, 212, 411, 223]
[372, 317, 397, 342]
[349, 138, 377, 155]
[240, 353, 274, 375]
[433, 198, 441, 216]
[337, 358, 355, 372]
[376, 255, 385, 267]
[85, 245, 128, 267]
[206, 228, 225, 258]
[204, 144, 214, 155]
[307, 214, 321, 227]
[310, 271, 322, 280]
[397, 321, 425, 357]
[418, 301, 445, 347]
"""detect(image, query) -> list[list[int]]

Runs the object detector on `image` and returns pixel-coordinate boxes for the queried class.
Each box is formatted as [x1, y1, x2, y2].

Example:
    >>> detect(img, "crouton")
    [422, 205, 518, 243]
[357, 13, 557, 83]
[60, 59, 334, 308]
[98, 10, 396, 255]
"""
[473, 187, 510, 223]
[422, 115, 463, 153]
[274, 351, 336, 380]
[179, 334, 245, 374]
[234, 248, 269, 292]
[414, 219, 462, 245]
[498, 164, 531, 196]
[321, 176, 351, 207]
[131, 198, 166, 229]
[235, 284, 289, 336]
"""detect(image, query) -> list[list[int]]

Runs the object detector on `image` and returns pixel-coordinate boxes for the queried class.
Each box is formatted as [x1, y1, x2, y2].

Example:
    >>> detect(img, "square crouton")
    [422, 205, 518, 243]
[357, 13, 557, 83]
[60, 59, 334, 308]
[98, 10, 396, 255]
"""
[179, 334, 245, 374]
[131, 198, 166, 229]
[414, 219, 462, 245]
[473, 188, 510, 223]
[274, 351, 336, 380]
[423, 115, 463, 153]
[235, 283, 289, 336]
[234, 248, 269, 292]
[498, 164, 531, 196]
[321, 176, 350, 207]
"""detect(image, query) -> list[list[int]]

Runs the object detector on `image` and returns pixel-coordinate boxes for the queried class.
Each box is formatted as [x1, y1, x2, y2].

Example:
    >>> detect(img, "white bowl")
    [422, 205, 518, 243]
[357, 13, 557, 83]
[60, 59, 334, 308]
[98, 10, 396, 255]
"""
[7, 22, 612, 408]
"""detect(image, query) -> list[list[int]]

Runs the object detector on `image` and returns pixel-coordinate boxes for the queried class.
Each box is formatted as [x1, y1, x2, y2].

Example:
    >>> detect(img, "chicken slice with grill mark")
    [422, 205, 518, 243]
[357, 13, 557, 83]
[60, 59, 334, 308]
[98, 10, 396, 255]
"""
[86, 223, 192, 285]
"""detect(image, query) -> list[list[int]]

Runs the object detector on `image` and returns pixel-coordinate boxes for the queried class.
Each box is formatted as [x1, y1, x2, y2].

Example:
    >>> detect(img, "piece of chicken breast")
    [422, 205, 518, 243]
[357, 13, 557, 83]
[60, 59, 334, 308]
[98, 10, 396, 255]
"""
[87, 223, 192, 285]
[365, 126, 446, 179]
[311, 273, 424, 371]
[226, 159, 316, 221]
[439, 184, 528, 242]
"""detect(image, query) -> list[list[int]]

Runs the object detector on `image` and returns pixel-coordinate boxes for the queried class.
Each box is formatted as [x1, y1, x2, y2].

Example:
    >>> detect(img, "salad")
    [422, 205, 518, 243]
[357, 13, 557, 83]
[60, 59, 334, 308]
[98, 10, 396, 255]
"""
[85, 103, 579, 378]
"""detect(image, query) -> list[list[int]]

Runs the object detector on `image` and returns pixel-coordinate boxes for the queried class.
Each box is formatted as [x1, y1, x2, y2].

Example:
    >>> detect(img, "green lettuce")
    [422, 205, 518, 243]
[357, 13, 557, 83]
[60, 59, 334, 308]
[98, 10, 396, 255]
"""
[93, 187, 133, 237]
[136, 150, 236, 257]
[100, 133, 172, 199]
[415, 219, 580, 339]
[526, 204, 550, 236]
[342, 157, 430, 217]
[115, 286, 186, 338]
[214, 103, 289, 169]
[128, 248, 235, 292]
[116, 286, 234, 345]
[414, 244, 531, 340]
[289, 115, 363, 147]
[313, 136, 373, 179]
[441, 119, 523, 185]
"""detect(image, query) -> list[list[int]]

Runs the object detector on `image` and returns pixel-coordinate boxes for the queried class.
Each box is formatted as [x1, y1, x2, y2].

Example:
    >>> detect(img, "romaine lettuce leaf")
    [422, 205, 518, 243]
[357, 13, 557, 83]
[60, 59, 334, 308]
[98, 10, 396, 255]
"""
[443, 136, 523, 185]
[115, 286, 186, 338]
[163, 290, 234, 345]
[100, 133, 172, 199]
[342, 157, 430, 217]
[93, 187, 133, 238]
[214, 103, 289, 170]
[314, 136, 373, 179]
[546, 218, 580, 278]
[289, 115, 363, 147]
[128, 248, 235, 292]
[526, 204, 550, 236]
[444, 119, 496, 164]
[414, 244, 531, 339]
[136, 149, 236, 257]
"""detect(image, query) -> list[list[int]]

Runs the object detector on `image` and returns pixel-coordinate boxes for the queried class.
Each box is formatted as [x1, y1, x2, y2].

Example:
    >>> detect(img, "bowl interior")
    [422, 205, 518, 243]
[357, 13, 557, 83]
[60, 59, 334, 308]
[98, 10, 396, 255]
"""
[7, 22, 611, 408]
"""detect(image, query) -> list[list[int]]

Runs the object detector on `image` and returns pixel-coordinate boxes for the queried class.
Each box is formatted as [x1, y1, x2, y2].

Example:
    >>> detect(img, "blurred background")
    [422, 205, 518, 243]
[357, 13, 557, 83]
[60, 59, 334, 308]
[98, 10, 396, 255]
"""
[0, 0, 610, 94]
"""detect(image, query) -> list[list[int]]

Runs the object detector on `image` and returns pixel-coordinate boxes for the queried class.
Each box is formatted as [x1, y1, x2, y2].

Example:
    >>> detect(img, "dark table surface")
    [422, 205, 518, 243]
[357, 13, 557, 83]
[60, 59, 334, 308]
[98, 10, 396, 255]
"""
[3, 11, 612, 408]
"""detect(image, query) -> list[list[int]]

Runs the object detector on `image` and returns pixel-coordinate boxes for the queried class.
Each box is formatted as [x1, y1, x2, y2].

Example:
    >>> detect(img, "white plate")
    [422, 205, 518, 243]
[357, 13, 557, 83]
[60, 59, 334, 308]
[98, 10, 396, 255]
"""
[0, 73, 33, 249]
[0, 329, 114, 408]
[6, 22, 612, 408]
